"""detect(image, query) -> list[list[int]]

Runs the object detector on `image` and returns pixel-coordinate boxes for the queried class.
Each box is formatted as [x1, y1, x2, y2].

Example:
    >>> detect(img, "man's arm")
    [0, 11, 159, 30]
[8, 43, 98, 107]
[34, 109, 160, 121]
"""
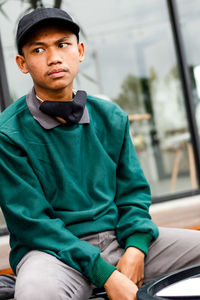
[114, 116, 158, 287]
[104, 270, 138, 300]
[0, 132, 115, 287]
[115, 116, 158, 249]
[117, 247, 145, 288]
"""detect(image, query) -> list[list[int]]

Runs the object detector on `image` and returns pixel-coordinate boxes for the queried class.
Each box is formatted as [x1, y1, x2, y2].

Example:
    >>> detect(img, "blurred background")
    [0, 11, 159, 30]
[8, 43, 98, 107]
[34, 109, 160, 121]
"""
[0, 0, 200, 232]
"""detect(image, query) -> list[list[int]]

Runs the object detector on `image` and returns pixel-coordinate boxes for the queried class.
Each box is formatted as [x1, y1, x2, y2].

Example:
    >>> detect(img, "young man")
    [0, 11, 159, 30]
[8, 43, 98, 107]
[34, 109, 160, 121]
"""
[0, 7, 200, 300]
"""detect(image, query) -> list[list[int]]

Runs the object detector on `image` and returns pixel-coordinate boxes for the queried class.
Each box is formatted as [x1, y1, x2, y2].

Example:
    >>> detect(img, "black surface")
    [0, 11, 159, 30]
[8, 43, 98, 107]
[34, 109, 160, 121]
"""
[137, 265, 200, 300]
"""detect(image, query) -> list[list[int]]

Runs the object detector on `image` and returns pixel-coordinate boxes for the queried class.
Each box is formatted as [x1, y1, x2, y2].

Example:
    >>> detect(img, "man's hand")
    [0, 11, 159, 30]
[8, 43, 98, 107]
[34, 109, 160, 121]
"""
[117, 247, 145, 288]
[104, 270, 138, 300]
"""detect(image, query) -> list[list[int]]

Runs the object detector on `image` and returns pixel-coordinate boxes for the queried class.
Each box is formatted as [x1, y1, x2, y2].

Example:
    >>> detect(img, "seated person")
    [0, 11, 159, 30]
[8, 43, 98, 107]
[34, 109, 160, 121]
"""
[0, 7, 200, 300]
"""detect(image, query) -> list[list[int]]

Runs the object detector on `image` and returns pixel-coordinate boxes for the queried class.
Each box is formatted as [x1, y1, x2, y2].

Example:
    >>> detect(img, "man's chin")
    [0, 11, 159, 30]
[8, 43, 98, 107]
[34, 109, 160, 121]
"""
[46, 83, 72, 92]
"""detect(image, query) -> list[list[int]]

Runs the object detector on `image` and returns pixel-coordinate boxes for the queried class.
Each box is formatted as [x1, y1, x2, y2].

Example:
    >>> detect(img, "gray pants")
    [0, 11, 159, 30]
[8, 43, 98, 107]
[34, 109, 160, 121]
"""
[14, 227, 200, 299]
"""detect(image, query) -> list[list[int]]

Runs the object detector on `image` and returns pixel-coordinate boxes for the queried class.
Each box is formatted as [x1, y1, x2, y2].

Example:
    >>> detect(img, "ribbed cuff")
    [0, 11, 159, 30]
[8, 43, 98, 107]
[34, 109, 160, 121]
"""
[125, 232, 153, 256]
[89, 255, 117, 287]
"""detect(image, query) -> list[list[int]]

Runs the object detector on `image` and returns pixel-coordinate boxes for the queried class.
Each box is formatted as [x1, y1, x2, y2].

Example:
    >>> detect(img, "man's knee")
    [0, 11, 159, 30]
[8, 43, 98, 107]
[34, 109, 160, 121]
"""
[15, 251, 93, 299]
[15, 272, 61, 300]
[144, 227, 200, 282]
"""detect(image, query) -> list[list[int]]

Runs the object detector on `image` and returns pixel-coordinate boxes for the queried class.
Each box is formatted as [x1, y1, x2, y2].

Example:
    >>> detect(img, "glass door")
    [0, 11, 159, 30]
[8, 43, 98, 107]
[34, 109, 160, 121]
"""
[70, 0, 196, 197]
[176, 0, 200, 148]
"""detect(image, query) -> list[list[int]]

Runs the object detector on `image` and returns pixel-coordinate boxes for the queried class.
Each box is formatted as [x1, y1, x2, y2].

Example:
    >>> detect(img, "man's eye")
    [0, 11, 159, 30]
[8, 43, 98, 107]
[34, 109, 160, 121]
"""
[34, 48, 44, 53]
[59, 43, 68, 48]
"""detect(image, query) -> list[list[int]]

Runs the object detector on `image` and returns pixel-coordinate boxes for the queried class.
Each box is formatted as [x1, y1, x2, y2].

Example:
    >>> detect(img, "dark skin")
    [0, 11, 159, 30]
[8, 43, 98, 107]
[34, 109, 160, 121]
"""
[16, 24, 145, 300]
[16, 25, 84, 102]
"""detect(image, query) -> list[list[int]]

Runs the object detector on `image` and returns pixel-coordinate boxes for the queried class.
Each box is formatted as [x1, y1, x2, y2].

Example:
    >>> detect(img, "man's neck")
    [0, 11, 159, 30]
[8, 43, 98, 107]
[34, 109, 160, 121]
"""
[34, 86, 74, 102]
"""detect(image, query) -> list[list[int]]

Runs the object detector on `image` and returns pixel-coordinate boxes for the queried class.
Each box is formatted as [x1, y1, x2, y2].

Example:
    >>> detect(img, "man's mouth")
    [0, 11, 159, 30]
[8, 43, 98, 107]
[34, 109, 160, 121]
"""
[48, 68, 68, 78]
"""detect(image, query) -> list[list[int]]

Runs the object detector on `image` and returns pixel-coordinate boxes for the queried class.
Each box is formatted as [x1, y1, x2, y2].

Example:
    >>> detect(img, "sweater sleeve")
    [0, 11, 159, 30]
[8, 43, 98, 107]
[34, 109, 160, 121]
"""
[0, 132, 115, 287]
[115, 116, 159, 255]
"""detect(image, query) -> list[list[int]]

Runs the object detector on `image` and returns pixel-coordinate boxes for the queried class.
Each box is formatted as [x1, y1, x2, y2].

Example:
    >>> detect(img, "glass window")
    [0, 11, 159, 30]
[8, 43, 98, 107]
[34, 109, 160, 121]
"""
[0, 1, 32, 100]
[176, 1, 200, 143]
[0, 210, 6, 234]
[68, 0, 197, 198]
[0, 0, 198, 213]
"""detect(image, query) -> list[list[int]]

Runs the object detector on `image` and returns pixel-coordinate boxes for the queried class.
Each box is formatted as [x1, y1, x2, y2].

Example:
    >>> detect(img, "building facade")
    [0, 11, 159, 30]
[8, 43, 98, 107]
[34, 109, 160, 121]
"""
[1, 0, 200, 230]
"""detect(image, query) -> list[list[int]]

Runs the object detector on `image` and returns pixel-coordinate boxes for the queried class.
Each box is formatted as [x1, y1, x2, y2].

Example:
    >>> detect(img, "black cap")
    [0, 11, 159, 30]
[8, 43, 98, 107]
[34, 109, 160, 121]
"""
[16, 7, 80, 54]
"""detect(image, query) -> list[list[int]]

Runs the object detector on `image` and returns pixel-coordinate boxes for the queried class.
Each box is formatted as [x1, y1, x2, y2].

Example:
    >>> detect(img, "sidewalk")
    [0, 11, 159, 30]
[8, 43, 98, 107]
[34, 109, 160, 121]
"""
[150, 195, 200, 228]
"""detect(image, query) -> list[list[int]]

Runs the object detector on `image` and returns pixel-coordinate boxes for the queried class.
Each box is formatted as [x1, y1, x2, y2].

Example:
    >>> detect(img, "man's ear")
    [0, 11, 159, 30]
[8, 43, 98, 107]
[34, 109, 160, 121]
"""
[16, 54, 29, 74]
[78, 42, 85, 62]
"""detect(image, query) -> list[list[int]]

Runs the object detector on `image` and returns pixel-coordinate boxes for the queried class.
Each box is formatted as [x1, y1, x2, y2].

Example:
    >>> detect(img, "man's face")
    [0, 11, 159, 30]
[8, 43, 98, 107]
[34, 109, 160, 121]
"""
[16, 24, 84, 99]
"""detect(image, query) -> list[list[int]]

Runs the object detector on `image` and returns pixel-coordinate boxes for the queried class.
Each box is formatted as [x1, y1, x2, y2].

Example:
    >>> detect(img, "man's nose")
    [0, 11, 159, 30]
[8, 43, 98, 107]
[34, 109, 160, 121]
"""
[47, 48, 63, 65]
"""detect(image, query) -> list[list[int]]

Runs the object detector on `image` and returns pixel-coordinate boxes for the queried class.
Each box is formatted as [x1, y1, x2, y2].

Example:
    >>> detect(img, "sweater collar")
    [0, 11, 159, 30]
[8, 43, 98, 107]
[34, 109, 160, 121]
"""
[26, 88, 90, 129]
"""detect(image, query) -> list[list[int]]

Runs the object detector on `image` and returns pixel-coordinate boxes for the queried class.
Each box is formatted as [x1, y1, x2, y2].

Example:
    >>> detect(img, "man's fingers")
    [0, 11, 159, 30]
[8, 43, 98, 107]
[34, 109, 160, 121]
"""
[136, 278, 143, 288]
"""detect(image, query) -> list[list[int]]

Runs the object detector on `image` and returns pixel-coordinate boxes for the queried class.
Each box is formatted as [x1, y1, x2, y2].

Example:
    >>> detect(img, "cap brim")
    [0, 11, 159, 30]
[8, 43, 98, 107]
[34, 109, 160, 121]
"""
[17, 17, 79, 53]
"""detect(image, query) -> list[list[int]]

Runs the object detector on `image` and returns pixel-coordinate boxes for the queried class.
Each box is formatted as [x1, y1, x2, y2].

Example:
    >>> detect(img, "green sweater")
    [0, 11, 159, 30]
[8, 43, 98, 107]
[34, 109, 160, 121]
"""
[0, 93, 158, 287]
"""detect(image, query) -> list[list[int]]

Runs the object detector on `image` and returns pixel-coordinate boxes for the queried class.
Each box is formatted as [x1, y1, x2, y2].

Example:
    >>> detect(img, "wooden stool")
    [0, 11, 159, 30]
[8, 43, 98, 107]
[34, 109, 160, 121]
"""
[171, 142, 197, 192]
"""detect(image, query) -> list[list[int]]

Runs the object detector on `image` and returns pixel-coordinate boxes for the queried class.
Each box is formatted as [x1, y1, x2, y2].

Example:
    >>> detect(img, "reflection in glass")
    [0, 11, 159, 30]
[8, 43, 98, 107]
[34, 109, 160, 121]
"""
[177, 0, 200, 136]
[73, 0, 195, 197]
